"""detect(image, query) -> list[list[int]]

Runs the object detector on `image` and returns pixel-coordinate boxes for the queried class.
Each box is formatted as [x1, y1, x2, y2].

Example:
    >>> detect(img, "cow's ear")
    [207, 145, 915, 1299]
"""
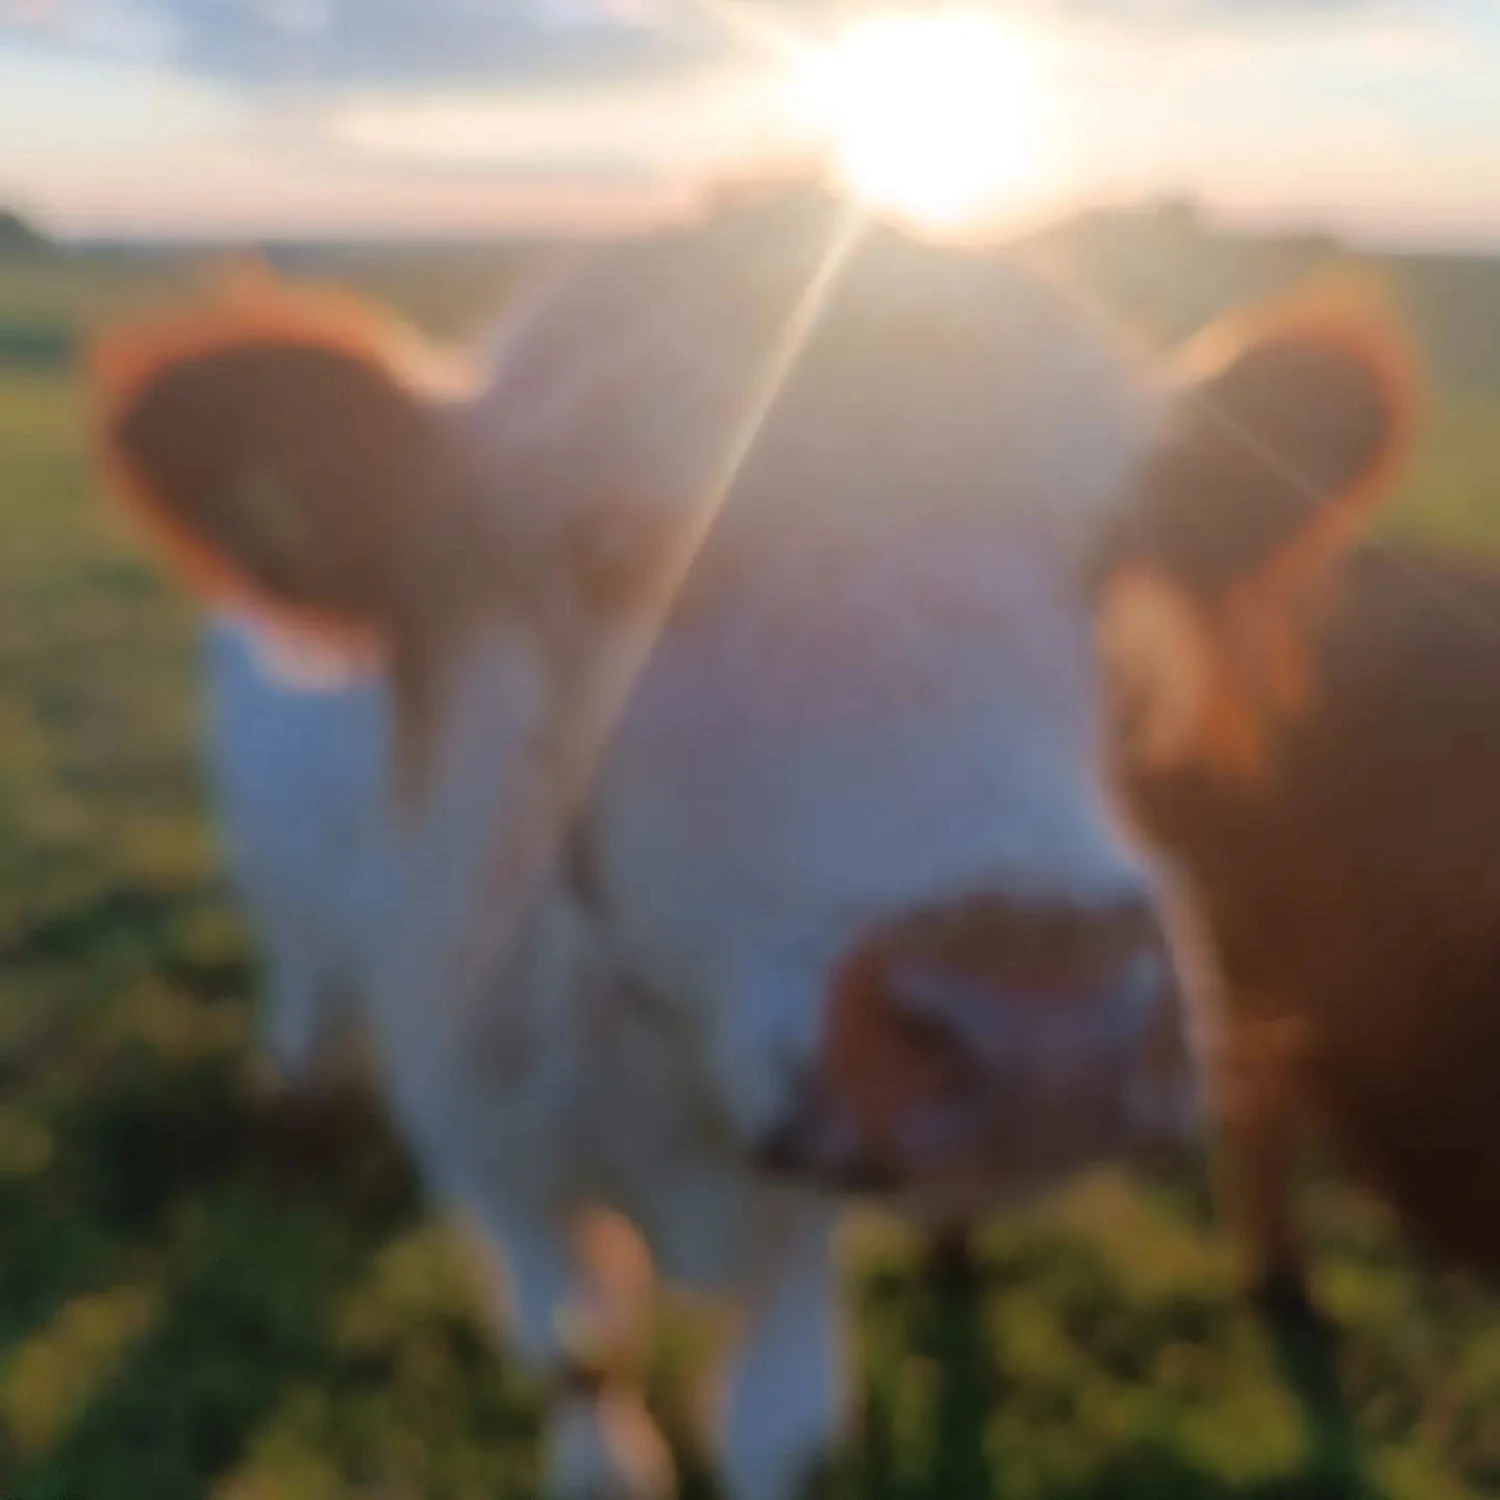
[1094, 294, 1418, 781]
[88, 269, 496, 795]
[89, 267, 488, 649]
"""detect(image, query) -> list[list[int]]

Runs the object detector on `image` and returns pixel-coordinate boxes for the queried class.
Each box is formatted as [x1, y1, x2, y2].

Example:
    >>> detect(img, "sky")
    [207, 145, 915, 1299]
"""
[1, 0, 1498, 247]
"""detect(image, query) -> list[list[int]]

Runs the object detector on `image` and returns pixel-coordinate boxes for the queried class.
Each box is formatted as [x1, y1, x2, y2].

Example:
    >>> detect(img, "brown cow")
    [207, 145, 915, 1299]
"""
[1088, 294, 1500, 1342]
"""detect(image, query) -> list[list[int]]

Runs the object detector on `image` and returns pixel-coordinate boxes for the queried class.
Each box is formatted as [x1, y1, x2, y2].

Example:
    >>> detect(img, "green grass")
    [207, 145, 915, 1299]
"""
[3, 239, 1500, 1500]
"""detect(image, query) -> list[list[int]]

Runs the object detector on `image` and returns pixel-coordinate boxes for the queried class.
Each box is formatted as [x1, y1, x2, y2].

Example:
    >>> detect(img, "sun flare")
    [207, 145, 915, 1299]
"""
[793, 10, 1052, 234]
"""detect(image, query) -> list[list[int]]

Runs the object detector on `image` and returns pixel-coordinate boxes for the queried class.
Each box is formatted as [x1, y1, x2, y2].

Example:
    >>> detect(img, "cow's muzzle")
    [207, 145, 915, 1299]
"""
[754, 892, 1194, 1200]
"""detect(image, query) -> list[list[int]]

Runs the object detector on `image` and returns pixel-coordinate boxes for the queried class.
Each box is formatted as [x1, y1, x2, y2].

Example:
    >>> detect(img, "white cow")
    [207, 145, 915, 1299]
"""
[91, 188, 1199, 1500]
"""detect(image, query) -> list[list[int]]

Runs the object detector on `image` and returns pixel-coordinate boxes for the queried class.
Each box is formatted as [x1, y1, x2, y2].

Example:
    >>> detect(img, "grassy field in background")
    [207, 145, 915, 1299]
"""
[4, 221, 1500, 1500]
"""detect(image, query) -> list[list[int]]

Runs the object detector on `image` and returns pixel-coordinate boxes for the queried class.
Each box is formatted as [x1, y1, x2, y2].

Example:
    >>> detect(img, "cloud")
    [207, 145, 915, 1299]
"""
[0, 0, 1457, 95]
[0, 0, 725, 87]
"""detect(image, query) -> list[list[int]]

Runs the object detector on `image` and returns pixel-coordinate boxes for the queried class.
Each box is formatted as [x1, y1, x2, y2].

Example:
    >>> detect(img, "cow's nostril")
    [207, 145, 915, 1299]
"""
[752, 1077, 850, 1176]
[752, 1091, 899, 1191]
[752, 1118, 806, 1176]
[887, 1001, 962, 1062]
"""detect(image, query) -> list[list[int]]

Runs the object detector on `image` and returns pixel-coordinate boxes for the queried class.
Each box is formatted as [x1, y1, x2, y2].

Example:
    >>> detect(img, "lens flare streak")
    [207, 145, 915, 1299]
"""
[445, 206, 871, 1031]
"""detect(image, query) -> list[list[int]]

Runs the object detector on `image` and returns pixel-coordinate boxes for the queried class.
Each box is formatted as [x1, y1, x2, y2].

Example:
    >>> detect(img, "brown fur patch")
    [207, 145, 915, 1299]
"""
[1095, 569, 1225, 774]
[1096, 565, 1311, 785]
[1111, 549, 1500, 1284]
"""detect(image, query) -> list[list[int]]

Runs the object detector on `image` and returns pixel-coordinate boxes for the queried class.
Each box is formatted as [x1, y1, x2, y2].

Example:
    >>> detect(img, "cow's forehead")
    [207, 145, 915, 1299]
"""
[468, 207, 1156, 560]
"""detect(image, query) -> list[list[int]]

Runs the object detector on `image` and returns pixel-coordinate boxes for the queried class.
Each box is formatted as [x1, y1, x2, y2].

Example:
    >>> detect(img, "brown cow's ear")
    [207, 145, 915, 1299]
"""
[1095, 296, 1418, 781]
[88, 270, 497, 797]
[1106, 293, 1418, 602]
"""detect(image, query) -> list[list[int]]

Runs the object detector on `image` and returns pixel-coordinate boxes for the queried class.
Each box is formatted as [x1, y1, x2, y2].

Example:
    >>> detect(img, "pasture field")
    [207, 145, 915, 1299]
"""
[3, 224, 1500, 1500]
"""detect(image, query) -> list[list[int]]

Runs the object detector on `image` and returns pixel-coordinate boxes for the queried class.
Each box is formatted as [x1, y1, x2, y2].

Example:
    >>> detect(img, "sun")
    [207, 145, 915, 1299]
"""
[791, 9, 1053, 234]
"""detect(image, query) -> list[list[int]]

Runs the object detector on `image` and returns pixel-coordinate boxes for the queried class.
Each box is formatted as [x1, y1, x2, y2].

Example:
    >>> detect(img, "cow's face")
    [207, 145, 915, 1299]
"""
[89, 214, 1199, 1209]
[502, 216, 1201, 1202]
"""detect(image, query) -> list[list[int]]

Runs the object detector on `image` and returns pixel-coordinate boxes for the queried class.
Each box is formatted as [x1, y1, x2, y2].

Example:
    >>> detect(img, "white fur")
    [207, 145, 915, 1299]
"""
[203, 618, 386, 1077]
[200, 211, 1183, 1500]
